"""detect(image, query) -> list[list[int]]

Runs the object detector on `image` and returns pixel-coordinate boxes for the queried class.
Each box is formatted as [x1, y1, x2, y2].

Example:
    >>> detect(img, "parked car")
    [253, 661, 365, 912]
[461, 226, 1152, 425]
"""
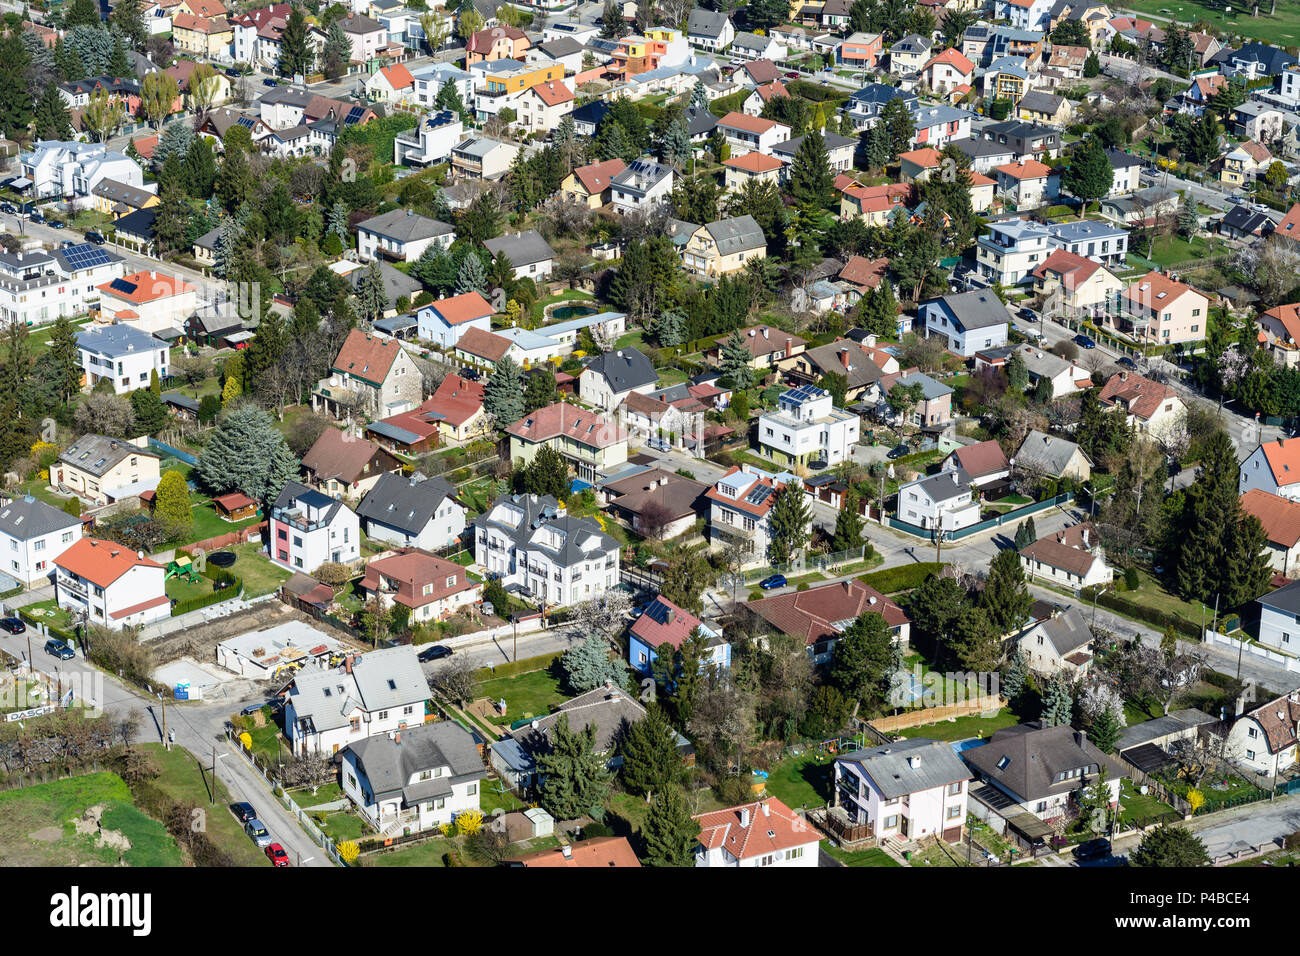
[887, 443, 910, 460]
[28, 212, 45, 224]
[418, 644, 453, 662]
[1117, 355, 1137, 369]
[758, 574, 787, 590]
[262, 77, 278, 86]
[0, 617, 25, 634]
[225, 67, 241, 78]
[44, 638, 74, 660]
[646, 436, 670, 451]
[239, 701, 269, 716]
[84, 230, 106, 245]
[1017, 307, 1037, 322]
[265, 843, 290, 867]
[0, 202, 15, 214]
[1073, 333, 1097, 349]
[230, 802, 257, 824]
[245, 818, 272, 847]
[50, 219, 65, 229]
[1074, 838, 1111, 862]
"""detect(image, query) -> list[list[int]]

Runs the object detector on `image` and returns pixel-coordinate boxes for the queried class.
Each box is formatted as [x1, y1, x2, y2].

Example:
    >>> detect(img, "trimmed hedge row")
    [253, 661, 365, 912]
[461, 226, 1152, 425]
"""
[472, 650, 563, 683]
[1081, 585, 1202, 639]
[858, 562, 947, 595]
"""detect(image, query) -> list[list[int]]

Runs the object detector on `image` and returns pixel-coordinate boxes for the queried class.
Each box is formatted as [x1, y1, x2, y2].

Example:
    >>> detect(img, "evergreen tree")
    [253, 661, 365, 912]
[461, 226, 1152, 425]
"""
[948, 605, 1001, 672]
[216, 145, 253, 213]
[0, 33, 34, 138]
[1131, 825, 1210, 867]
[1039, 673, 1073, 727]
[151, 182, 191, 256]
[658, 116, 691, 167]
[455, 251, 489, 294]
[213, 214, 244, 280]
[980, 547, 1031, 635]
[321, 21, 351, 80]
[600, 0, 623, 37]
[1013, 520, 1033, 551]
[535, 714, 613, 820]
[523, 368, 558, 413]
[46, 314, 83, 404]
[182, 135, 217, 199]
[34, 82, 73, 140]
[435, 77, 467, 118]
[279, 4, 314, 78]
[483, 355, 525, 425]
[1005, 351, 1030, 391]
[855, 282, 898, 338]
[64, 0, 102, 29]
[618, 705, 680, 797]
[1084, 51, 1101, 76]
[1002, 647, 1028, 701]
[904, 572, 967, 637]
[355, 260, 389, 324]
[789, 129, 833, 210]
[595, 120, 634, 162]
[153, 122, 194, 170]
[1089, 703, 1121, 754]
[690, 79, 709, 112]
[830, 488, 866, 553]
[828, 611, 895, 709]
[864, 121, 891, 171]
[649, 308, 686, 348]
[110, 0, 148, 50]
[129, 387, 168, 434]
[326, 200, 351, 247]
[1177, 190, 1198, 237]
[641, 785, 699, 867]
[519, 445, 570, 500]
[559, 634, 627, 693]
[107, 36, 132, 77]
[767, 483, 811, 565]
[718, 330, 755, 390]
[1061, 135, 1113, 210]
[153, 470, 192, 530]
[879, 97, 915, 161]
[194, 403, 299, 505]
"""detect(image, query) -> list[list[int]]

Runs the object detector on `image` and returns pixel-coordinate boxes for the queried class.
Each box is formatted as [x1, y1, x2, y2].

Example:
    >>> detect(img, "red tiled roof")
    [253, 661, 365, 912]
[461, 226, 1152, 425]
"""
[1262, 303, 1300, 344]
[529, 79, 573, 106]
[995, 159, 1053, 180]
[214, 492, 256, 510]
[724, 325, 806, 358]
[742, 59, 782, 84]
[949, 439, 1008, 478]
[110, 594, 171, 620]
[752, 80, 789, 103]
[506, 402, 626, 448]
[378, 63, 415, 90]
[1244, 695, 1300, 754]
[572, 158, 626, 195]
[332, 329, 406, 385]
[429, 373, 486, 427]
[839, 255, 889, 290]
[694, 798, 816, 861]
[517, 836, 642, 867]
[430, 291, 493, 325]
[898, 147, 943, 169]
[1020, 523, 1102, 577]
[55, 537, 164, 589]
[98, 269, 197, 303]
[1258, 437, 1300, 488]
[1097, 371, 1180, 421]
[1031, 248, 1101, 290]
[302, 428, 390, 485]
[1122, 270, 1206, 311]
[1277, 202, 1300, 238]
[747, 578, 908, 646]
[456, 326, 512, 362]
[718, 111, 784, 135]
[361, 550, 478, 609]
[724, 151, 785, 173]
[630, 596, 702, 652]
[1241, 489, 1300, 548]
[467, 24, 527, 53]
[922, 47, 974, 74]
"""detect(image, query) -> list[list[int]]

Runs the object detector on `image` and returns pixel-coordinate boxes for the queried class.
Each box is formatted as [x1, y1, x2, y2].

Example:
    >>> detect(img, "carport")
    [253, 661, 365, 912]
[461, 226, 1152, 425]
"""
[1121, 743, 1176, 777]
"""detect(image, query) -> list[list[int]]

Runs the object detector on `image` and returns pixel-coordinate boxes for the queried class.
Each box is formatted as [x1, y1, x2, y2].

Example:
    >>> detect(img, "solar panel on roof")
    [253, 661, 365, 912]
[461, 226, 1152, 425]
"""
[345, 105, 366, 124]
[745, 485, 772, 507]
[108, 277, 138, 296]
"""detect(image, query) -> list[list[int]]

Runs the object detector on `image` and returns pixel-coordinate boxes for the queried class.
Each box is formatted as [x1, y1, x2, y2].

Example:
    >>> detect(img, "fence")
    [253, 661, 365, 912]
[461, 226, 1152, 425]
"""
[735, 545, 876, 587]
[1205, 629, 1300, 673]
[888, 494, 1073, 541]
[147, 438, 199, 467]
[186, 524, 266, 553]
[871, 694, 1005, 733]
[1118, 759, 1193, 817]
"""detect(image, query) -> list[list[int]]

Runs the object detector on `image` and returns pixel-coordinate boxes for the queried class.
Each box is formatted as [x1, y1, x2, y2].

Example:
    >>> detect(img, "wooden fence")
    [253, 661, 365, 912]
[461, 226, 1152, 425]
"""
[872, 695, 1005, 733]
[188, 523, 266, 554]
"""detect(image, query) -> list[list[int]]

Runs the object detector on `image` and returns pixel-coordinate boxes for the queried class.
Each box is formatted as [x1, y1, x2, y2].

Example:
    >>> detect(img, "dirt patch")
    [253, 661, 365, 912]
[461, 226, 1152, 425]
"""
[29, 826, 62, 842]
[72, 804, 132, 853]
[148, 601, 365, 667]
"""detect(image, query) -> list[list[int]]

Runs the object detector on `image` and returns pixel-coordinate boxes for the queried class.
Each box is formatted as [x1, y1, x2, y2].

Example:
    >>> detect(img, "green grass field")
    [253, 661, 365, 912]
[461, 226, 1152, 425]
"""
[0, 771, 181, 867]
[1115, 0, 1300, 44]
[895, 707, 1023, 742]
[762, 753, 836, 811]
[473, 669, 565, 725]
[225, 541, 291, 597]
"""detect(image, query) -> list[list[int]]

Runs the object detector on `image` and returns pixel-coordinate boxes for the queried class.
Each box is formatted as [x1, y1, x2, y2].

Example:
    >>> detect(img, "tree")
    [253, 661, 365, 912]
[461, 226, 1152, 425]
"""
[1084, 51, 1100, 76]
[33, 82, 73, 141]
[660, 544, 713, 615]
[355, 260, 389, 325]
[139, 70, 175, 128]
[1088, 703, 1122, 754]
[321, 20, 351, 80]
[830, 488, 866, 553]
[523, 367, 558, 413]
[110, 0, 148, 50]
[0, 32, 35, 140]
[153, 470, 192, 531]
[980, 547, 1031, 636]
[828, 611, 895, 710]
[879, 96, 915, 162]
[789, 129, 833, 210]
[129, 387, 168, 435]
[455, 251, 489, 295]
[1177, 190, 1198, 237]
[535, 714, 613, 820]
[457, 7, 485, 39]
[1061, 136, 1113, 211]
[767, 483, 811, 565]
[608, 236, 680, 323]
[47, 314, 83, 405]
[886, 381, 924, 429]
[1039, 673, 1073, 727]
[194, 404, 299, 505]
[1013, 517, 1038, 551]
[1002, 647, 1028, 702]
[641, 784, 698, 866]
[1131, 825, 1210, 867]
[905, 573, 967, 637]
[279, 4, 315, 78]
[73, 392, 135, 438]
[618, 705, 680, 797]
[483, 355, 525, 425]
[718, 330, 756, 390]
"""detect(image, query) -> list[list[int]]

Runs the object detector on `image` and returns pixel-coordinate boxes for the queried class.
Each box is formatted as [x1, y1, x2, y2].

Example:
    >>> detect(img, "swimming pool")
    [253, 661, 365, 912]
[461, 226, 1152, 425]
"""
[551, 305, 597, 321]
[951, 737, 988, 753]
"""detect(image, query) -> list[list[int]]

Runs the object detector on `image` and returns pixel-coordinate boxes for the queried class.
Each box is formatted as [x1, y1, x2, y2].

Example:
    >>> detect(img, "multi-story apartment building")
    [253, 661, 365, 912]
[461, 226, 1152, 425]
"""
[75, 324, 170, 396]
[0, 244, 125, 329]
[758, 384, 860, 468]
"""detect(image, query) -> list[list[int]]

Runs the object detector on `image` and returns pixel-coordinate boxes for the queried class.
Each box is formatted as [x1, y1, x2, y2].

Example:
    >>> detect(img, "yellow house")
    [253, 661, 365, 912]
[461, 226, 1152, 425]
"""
[53, 435, 161, 507]
[172, 12, 234, 59]
[1017, 91, 1074, 126]
[683, 215, 767, 278]
[1031, 249, 1123, 315]
[1221, 139, 1272, 187]
[560, 158, 627, 209]
[175, 0, 228, 17]
[91, 178, 160, 219]
[480, 61, 562, 98]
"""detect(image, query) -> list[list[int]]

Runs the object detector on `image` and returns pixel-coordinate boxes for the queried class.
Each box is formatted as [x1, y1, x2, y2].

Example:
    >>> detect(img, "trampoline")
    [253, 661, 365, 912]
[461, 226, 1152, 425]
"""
[209, 552, 237, 568]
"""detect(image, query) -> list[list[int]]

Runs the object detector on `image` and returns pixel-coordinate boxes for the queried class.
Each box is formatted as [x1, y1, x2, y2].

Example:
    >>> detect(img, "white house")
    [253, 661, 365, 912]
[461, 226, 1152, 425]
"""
[896, 469, 981, 532]
[834, 739, 972, 844]
[411, 65, 474, 109]
[1020, 523, 1114, 589]
[474, 493, 620, 607]
[716, 111, 792, 156]
[693, 797, 819, 867]
[1240, 437, 1300, 502]
[579, 347, 659, 412]
[355, 473, 466, 550]
[19, 141, 144, 205]
[1224, 692, 1300, 781]
[705, 465, 808, 565]
[53, 537, 169, 628]
[610, 159, 675, 215]
[0, 243, 125, 329]
[268, 481, 361, 573]
[0, 495, 83, 587]
[482, 230, 557, 281]
[415, 290, 494, 350]
[730, 31, 786, 61]
[358, 548, 481, 624]
[1256, 578, 1300, 653]
[356, 209, 455, 263]
[76, 325, 170, 396]
[757, 384, 860, 468]
[687, 8, 734, 51]
[1241, 489, 1300, 577]
[393, 110, 464, 166]
[341, 720, 486, 836]
[1012, 605, 1097, 676]
[94, 269, 200, 335]
[918, 290, 1010, 357]
[283, 644, 429, 756]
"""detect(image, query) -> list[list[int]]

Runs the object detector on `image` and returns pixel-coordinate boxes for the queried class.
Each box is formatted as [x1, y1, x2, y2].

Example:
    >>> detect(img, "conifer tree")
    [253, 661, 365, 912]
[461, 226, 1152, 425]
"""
[1039, 673, 1073, 727]
[535, 714, 613, 820]
[642, 785, 699, 867]
[482, 355, 524, 425]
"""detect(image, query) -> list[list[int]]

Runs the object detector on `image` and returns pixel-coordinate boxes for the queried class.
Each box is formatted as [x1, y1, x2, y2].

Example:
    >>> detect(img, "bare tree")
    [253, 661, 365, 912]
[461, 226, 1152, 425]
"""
[637, 500, 676, 540]
[430, 656, 477, 706]
[1167, 728, 1241, 788]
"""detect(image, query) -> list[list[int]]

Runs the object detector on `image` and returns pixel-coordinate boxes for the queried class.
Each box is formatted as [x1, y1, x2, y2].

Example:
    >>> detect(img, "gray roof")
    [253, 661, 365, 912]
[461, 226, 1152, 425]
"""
[895, 371, 951, 400]
[346, 260, 421, 304]
[687, 8, 730, 38]
[475, 493, 619, 568]
[76, 324, 167, 358]
[1015, 429, 1089, 476]
[59, 434, 159, 477]
[346, 720, 485, 805]
[1259, 578, 1300, 614]
[356, 472, 460, 536]
[909, 467, 973, 502]
[274, 480, 346, 527]
[538, 37, 583, 58]
[952, 136, 1015, 159]
[926, 290, 1009, 332]
[0, 495, 81, 541]
[509, 683, 685, 755]
[838, 738, 972, 800]
[482, 229, 556, 268]
[1106, 148, 1146, 169]
[358, 209, 454, 244]
[799, 341, 887, 390]
[702, 214, 766, 256]
[585, 347, 658, 393]
[1017, 90, 1066, 114]
[1022, 606, 1091, 656]
[772, 131, 855, 160]
[1117, 708, 1219, 753]
[162, 391, 201, 413]
[962, 722, 1127, 802]
[733, 31, 773, 50]
[892, 34, 931, 53]
[290, 644, 428, 734]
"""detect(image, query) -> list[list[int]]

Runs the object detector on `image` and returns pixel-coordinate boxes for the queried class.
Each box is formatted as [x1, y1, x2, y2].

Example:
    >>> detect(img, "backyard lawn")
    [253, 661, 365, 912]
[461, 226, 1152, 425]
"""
[181, 501, 262, 546]
[473, 669, 565, 725]
[1117, 0, 1300, 44]
[895, 707, 1022, 742]
[1113, 570, 1214, 635]
[164, 573, 212, 605]
[825, 844, 901, 866]
[224, 541, 291, 597]
[1117, 779, 1180, 829]
[288, 782, 344, 808]
[762, 752, 836, 811]
[1126, 234, 1219, 271]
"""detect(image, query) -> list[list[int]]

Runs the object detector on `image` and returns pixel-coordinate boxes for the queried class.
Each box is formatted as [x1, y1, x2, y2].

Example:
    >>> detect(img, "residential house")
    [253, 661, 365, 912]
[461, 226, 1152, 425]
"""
[95, 269, 198, 334]
[723, 151, 786, 193]
[416, 291, 494, 350]
[314, 329, 422, 419]
[1015, 429, 1092, 481]
[920, 48, 974, 94]
[771, 131, 856, 174]
[341, 720, 485, 835]
[1218, 204, 1275, 242]
[757, 383, 860, 468]
[962, 722, 1125, 822]
[450, 135, 521, 180]
[359, 548, 480, 624]
[579, 348, 658, 413]
[1223, 691, 1300, 780]
[918, 290, 1010, 357]
[366, 374, 489, 452]
[1045, 219, 1129, 267]
[1030, 249, 1123, 318]
[686, 8, 734, 51]
[1240, 489, 1300, 576]
[705, 465, 808, 565]
[392, 109, 463, 167]
[560, 159, 626, 208]
[52, 435, 160, 506]
[716, 112, 792, 156]
[474, 493, 620, 606]
[976, 217, 1055, 286]
[601, 467, 709, 539]
[356, 209, 455, 263]
[268, 481, 362, 572]
[731, 31, 786, 61]
[978, 119, 1061, 160]
[1220, 139, 1272, 188]
[839, 31, 883, 69]
[707, 324, 806, 371]
[942, 439, 1010, 489]
[834, 739, 972, 843]
[20, 141, 143, 204]
[300, 428, 401, 500]
[171, 13, 234, 60]
[0, 243, 125, 329]
[747, 577, 910, 663]
[693, 797, 819, 867]
[1120, 271, 1210, 345]
[908, 103, 974, 150]
[516, 79, 574, 134]
[896, 468, 981, 532]
[356, 474, 466, 551]
[776, 337, 896, 405]
[0, 495, 83, 587]
[1097, 371, 1187, 443]
[610, 158, 675, 215]
[1008, 342, 1092, 398]
[1106, 148, 1145, 196]
[889, 34, 932, 74]
[482, 230, 557, 281]
[284, 644, 430, 755]
[74, 324, 169, 397]
[1017, 90, 1072, 126]
[336, 13, 390, 65]
[365, 62, 415, 102]
[505, 403, 628, 482]
[994, 158, 1059, 207]
[683, 215, 767, 278]
[743, 80, 790, 117]
[91, 179, 158, 220]
[839, 83, 917, 132]
[1241, 437, 1300, 502]
[1020, 524, 1113, 591]
[1099, 186, 1178, 226]
[1216, 42, 1297, 81]
[516, 837, 642, 867]
[465, 24, 529, 64]
[878, 369, 954, 427]
[54, 537, 169, 628]
[628, 595, 730, 674]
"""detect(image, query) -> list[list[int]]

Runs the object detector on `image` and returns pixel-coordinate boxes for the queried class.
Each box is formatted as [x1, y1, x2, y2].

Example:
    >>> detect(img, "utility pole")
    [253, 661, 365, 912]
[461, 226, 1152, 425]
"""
[158, 693, 168, 749]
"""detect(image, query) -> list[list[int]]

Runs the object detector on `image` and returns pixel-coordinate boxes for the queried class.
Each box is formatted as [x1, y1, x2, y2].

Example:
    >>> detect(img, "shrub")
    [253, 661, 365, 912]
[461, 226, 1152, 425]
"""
[858, 562, 946, 594]
[337, 840, 360, 864]
[715, 775, 751, 806]
[796, 583, 810, 591]
[455, 809, 484, 835]
[749, 588, 764, 602]
[581, 822, 611, 839]
[313, 562, 353, 588]
[1124, 567, 1140, 591]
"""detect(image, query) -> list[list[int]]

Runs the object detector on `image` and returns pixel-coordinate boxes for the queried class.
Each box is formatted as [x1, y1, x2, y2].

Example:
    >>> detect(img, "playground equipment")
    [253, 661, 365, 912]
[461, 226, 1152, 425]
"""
[165, 555, 203, 583]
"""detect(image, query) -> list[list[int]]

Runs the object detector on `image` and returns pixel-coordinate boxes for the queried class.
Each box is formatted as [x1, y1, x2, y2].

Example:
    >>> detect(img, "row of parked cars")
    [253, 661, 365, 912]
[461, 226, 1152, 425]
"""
[231, 802, 289, 866]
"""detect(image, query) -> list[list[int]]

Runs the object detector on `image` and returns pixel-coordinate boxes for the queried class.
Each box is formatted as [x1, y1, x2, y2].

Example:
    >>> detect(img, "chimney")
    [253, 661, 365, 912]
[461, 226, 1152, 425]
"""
[1119, 371, 1127, 381]
[394, 731, 401, 744]
[739, 807, 751, 828]
[561, 843, 572, 859]
[839, 348, 850, 369]
[344, 655, 354, 674]
[1235, 695, 1246, 718]
[908, 755, 921, 769]
[1082, 528, 1090, 548]
[1075, 730, 1087, 749]
[951, 471, 958, 483]
[762, 327, 769, 339]
[761, 801, 770, 817]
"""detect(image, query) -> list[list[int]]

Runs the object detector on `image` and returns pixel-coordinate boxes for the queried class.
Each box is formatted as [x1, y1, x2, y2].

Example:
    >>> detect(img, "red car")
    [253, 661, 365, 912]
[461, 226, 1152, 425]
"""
[265, 843, 289, 867]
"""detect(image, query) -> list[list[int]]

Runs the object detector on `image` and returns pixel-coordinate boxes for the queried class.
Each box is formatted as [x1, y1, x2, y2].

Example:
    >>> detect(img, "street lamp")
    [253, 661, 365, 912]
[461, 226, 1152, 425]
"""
[1091, 585, 1110, 627]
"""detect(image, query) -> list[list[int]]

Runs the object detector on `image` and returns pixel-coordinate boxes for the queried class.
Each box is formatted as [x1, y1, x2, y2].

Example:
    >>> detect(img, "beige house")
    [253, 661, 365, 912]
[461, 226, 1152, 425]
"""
[1015, 430, 1092, 481]
[708, 324, 806, 370]
[313, 329, 422, 420]
[683, 215, 767, 277]
[52, 435, 160, 506]
[1011, 605, 1097, 676]
[560, 159, 626, 209]
[1098, 371, 1186, 442]
[1121, 271, 1210, 345]
[505, 402, 629, 483]
[723, 151, 785, 193]
[1031, 249, 1122, 317]
[1019, 523, 1114, 591]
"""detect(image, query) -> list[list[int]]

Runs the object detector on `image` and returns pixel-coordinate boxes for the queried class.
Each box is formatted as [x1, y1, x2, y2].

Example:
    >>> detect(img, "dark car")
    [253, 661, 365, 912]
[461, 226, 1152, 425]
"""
[84, 230, 106, 245]
[230, 802, 257, 824]
[1117, 355, 1137, 369]
[28, 212, 45, 224]
[263, 77, 278, 87]
[0, 617, 25, 634]
[419, 644, 453, 662]
[460, 367, 481, 381]
[0, 202, 15, 214]
[240, 701, 269, 716]
[887, 443, 910, 460]
[1074, 838, 1112, 862]
[44, 638, 75, 660]
[225, 67, 241, 78]
[1017, 307, 1037, 322]
[759, 574, 787, 590]
[265, 843, 290, 867]
[1074, 333, 1097, 349]
[50, 220, 66, 229]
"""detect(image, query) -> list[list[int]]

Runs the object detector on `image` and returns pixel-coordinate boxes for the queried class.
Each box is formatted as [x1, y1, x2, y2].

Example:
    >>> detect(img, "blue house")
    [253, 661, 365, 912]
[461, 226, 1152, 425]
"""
[628, 596, 729, 675]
